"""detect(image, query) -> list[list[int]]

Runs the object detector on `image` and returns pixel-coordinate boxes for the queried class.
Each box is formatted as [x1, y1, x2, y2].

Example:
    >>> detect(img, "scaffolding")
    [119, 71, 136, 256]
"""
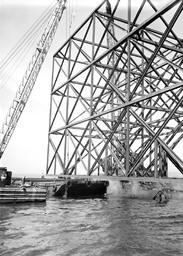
[46, 0, 183, 178]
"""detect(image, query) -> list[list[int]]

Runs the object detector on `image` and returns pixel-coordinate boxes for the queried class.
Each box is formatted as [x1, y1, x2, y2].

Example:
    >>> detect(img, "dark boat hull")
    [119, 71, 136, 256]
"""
[53, 179, 109, 198]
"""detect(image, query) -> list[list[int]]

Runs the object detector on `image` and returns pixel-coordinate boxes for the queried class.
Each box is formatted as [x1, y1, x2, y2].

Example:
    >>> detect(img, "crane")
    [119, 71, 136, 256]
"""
[0, 0, 67, 159]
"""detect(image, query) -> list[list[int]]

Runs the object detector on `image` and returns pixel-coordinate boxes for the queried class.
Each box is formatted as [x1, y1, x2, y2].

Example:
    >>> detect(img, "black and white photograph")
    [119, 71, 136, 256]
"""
[0, 0, 183, 255]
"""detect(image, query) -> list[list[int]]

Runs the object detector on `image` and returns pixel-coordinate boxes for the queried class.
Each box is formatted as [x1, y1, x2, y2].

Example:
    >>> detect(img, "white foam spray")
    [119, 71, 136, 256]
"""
[107, 180, 123, 195]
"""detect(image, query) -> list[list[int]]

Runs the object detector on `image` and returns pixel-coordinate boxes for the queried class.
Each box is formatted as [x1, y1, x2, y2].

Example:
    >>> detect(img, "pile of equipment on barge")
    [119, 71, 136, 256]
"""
[0, 167, 47, 203]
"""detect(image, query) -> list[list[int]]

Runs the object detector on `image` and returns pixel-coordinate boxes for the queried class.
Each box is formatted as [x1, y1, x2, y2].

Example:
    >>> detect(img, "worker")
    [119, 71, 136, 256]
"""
[21, 176, 26, 185]
[153, 190, 169, 204]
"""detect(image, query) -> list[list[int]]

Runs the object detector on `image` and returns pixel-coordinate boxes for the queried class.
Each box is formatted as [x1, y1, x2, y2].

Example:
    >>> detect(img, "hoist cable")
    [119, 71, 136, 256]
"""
[0, 1, 56, 72]
[0, 1, 56, 90]
[0, 10, 53, 89]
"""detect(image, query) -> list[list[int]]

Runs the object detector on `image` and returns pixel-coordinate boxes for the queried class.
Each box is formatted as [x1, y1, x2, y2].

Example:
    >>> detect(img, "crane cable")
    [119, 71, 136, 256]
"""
[0, 0, 56, 71]
[0, 13, 54, 91]
[69, 0, 76, 29]
[0, 0, 56, 90]
[66, 0, 77, 38]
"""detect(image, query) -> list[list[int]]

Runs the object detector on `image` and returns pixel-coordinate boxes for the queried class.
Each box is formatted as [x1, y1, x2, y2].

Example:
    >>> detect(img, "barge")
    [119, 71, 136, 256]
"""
[0, 186, 47, 203]
[0, 167, 47, 203]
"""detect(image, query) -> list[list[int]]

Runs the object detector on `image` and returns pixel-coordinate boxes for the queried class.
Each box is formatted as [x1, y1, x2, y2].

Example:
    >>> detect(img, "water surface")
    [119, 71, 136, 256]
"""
[0, 196, 183, 256]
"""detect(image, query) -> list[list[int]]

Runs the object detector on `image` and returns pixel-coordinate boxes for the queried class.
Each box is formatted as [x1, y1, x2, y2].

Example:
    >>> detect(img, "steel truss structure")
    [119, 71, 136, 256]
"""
[46, 0, 183, 177]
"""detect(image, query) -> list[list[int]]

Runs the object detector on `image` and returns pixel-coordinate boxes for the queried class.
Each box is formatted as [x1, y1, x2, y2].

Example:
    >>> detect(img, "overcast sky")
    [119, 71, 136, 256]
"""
[0, 0, 182, 178]
[0, 0, 103, 177]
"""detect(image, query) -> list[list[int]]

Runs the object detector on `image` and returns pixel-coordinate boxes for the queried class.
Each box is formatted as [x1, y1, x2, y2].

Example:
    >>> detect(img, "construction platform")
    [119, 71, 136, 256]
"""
[12, 176, 183, 200]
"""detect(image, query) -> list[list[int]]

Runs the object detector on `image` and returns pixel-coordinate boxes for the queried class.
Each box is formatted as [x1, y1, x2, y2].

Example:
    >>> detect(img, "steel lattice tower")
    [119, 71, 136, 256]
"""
[46, 0, 183, 178]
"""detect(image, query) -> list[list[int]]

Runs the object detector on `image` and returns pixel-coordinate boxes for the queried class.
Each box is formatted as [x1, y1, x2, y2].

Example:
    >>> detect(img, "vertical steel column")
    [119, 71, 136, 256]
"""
[106, 0, 116, 175]
[149, 72, 152, 176]
[88, 13, 95, 175]
[64, 41, 71, 173]
[141, 30, 145, 174]
[125, 0, 131, 176]
[154, 140, 158, 178]
[46, 57, 55, 175]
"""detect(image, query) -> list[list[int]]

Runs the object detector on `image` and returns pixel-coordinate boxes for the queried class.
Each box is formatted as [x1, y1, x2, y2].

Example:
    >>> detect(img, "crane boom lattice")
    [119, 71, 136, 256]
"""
[0, 0, 66, 158]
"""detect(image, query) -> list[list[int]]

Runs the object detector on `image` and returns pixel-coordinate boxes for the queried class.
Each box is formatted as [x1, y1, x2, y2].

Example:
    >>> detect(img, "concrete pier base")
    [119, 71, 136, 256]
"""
[12, 176, 183, 200]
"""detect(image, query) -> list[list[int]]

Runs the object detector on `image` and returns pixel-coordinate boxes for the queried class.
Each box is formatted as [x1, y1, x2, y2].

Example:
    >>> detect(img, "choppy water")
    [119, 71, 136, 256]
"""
[0, 195, 183, 256]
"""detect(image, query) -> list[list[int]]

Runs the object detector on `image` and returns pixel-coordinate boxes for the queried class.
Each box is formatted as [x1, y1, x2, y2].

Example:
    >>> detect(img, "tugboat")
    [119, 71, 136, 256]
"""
[53, 178, 109, 198]
[0, 167, 47, 203]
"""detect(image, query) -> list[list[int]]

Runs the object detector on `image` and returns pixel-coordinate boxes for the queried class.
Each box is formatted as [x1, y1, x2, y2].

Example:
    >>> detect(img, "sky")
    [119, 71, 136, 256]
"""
[0, 0, 182, 178]
[0, 0, 103, 177]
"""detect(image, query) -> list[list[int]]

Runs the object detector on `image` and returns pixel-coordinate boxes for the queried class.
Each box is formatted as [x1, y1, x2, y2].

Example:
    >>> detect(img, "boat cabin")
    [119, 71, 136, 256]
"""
[0, 167, 12, 187]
